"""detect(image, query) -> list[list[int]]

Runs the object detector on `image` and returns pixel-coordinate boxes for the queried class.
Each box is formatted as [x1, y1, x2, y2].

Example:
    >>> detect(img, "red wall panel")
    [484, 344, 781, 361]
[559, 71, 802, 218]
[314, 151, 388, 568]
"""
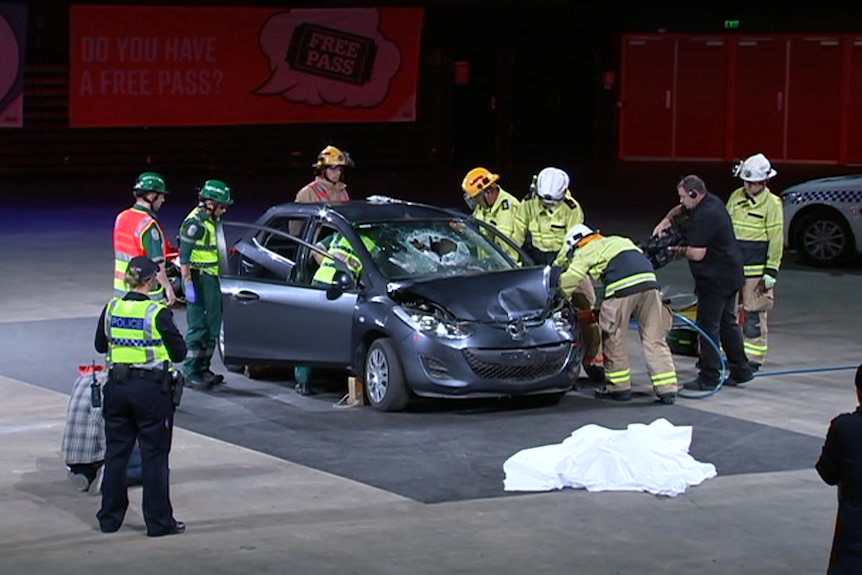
[619, 37, 674, 159]
[786, 37, 843, 162]
[674, 38, 728, 159]
[846, 39, 862, 164]
[732, 38, 787, 160]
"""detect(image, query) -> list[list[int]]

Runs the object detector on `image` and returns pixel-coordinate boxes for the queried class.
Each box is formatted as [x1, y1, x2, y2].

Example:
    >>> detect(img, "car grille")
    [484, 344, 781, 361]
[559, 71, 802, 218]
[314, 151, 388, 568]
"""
[462, 343, 572, 382]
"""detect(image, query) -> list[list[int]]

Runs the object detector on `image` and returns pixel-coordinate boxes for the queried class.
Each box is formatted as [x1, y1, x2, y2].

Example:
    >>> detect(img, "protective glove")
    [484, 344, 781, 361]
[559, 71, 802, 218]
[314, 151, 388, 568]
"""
[183, 279, 197, 304]
[762, 274, 777, 290]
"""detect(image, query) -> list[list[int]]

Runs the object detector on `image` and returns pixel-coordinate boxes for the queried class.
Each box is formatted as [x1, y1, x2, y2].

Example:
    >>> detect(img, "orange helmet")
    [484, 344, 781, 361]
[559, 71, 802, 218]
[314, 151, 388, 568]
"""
[314, 145, 354, 169]
[461, 167, 500, 197]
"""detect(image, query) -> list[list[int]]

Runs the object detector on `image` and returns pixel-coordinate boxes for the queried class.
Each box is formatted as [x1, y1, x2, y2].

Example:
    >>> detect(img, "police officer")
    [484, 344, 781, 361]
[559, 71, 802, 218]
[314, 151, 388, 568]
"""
[180, 179, 234, 389]
[460, 167, 521, 261]
[113, 172, 177, 305]
[561, 225, 678, 404]
[296, 145, 353, 203]
[511, 167, 604, 383]
[727, 153, 783, 371]
[653, 175, 753, 390]
[94, 256, 187, 537]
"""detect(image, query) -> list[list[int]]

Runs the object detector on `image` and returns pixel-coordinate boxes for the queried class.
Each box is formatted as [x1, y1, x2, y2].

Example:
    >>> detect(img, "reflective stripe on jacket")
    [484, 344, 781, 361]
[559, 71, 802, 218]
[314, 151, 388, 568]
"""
[473, 188, 521, 260]
[560, 235, 658, 299]
[727, 187, 784, 277]
[113, 207, 165, 300]
[513, 196, 584, 264]
[105, 298, 169, 368]
[313, 234, 375, 285]
[183, 207, 219, 275]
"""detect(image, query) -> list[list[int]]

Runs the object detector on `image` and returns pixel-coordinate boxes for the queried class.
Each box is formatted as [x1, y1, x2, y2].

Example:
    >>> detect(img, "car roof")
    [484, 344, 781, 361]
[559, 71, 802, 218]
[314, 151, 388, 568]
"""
[259, 198, 466, 224]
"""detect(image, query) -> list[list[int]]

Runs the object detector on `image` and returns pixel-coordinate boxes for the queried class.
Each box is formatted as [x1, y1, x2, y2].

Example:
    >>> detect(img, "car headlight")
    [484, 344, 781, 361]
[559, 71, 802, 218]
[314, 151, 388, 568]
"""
[552, 309, 575, 337]
[393, 306, 471, 339]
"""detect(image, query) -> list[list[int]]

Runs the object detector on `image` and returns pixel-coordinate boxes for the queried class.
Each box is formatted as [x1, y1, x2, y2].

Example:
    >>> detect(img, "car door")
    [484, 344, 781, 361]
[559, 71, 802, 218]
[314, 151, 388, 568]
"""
[219, 215, 356, 367]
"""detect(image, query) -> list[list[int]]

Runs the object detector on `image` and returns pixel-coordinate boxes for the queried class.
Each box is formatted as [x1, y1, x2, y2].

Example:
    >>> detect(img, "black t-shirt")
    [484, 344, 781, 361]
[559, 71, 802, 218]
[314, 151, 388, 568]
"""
[683, 193, 744, 290]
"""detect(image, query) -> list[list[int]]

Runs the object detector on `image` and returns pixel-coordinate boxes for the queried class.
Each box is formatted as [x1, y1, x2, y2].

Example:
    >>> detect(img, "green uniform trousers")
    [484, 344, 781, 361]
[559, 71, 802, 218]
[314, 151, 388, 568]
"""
[184, 270, 222, 379]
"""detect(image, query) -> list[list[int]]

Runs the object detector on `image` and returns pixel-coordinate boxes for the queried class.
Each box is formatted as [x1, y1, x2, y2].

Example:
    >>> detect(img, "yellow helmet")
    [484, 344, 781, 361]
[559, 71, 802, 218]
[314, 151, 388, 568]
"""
[461, 167, 500, 197]
[314, 145, 354, 169]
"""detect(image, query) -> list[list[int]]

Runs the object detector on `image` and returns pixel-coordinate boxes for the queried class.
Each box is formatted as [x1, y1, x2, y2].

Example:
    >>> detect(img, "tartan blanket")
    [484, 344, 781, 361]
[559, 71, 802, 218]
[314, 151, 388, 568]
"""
[60, 366, 107, 465]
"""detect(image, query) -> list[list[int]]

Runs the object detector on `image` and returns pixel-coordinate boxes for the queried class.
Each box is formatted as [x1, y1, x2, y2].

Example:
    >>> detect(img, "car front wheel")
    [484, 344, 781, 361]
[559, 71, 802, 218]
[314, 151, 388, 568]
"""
[365, 338, 410, 412]
[795, 209, 854, 267]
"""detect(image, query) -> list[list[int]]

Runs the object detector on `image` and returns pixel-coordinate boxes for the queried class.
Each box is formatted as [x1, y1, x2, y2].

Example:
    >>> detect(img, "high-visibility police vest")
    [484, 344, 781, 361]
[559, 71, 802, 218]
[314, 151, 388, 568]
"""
[184, 208, 219, 275]
[105, 298, 170, 369]
[113, 207, 165, 300]
[313, 234, 376, 285]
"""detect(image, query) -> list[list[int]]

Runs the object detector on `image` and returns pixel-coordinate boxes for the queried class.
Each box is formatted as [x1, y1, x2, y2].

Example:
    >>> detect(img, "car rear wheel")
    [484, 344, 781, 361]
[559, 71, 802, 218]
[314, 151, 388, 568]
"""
[365, 338, 410, 412]
[794, 209, 854, 267]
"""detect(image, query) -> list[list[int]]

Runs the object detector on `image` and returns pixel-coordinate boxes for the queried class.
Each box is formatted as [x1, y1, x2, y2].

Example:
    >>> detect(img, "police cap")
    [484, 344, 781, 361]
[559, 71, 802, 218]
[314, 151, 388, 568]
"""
[127, 256, 159, 282]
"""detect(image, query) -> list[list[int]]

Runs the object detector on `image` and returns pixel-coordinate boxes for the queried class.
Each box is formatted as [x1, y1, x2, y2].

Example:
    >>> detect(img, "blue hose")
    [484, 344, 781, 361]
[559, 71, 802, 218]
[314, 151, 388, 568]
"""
[672, 312, 728, 399]
[671, 312, 857, 399]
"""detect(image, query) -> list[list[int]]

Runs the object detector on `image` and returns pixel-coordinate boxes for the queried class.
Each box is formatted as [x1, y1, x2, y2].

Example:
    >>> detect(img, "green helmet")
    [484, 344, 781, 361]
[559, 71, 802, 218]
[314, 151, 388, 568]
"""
[199, 179, 234, 205]
[133, 171, 169, 195]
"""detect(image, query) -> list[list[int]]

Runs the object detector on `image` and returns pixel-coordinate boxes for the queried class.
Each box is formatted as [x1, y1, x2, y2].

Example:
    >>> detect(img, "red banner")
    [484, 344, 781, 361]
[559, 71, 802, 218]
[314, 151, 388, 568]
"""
[0, 3, 27, 128]
[69, 5, 424, 127]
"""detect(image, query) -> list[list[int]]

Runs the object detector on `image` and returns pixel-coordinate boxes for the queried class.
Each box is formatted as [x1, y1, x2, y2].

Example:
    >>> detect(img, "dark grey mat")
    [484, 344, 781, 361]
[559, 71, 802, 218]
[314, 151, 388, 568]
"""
[1, 317, 824, 504]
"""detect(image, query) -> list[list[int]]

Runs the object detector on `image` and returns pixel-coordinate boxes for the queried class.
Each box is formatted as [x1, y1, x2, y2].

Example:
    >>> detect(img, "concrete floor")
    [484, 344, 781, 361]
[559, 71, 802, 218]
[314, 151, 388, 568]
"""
[1, 165, 859, 574]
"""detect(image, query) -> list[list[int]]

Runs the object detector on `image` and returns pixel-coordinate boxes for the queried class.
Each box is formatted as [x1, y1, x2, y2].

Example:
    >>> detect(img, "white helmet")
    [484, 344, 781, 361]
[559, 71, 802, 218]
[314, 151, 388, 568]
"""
[565, 224, 595, 252]
[535, 167, 569, 204]
[734, 153, 777, 182]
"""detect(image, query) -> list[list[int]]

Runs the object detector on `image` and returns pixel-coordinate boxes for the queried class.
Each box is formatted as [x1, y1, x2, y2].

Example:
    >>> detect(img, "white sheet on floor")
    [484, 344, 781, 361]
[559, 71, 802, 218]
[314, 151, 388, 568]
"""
[503, 418, 717, 497]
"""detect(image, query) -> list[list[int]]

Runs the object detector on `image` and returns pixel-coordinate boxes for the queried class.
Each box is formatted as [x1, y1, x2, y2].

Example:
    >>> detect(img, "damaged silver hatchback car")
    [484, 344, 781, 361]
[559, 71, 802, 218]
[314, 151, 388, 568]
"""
[217, 196, 580, 412]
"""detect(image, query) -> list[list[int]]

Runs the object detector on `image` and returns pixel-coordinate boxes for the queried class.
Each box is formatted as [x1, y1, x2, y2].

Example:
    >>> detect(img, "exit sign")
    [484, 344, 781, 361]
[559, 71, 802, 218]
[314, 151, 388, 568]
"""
[724, 20, 740, 29]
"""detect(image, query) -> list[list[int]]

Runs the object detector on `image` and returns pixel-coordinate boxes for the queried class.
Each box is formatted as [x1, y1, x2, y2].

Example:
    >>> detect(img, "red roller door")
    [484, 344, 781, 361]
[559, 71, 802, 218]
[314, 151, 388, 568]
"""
[674, 37, 728, 159]
[846, 39, 862, 164]
[619, 36, 674, 159]
[731, 38, 787, 160]
[786, 37, 843, 162]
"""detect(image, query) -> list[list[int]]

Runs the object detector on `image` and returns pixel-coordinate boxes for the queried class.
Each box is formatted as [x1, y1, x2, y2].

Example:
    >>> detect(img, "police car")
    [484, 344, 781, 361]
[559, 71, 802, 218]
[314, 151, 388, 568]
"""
[783, 175, 862, 267]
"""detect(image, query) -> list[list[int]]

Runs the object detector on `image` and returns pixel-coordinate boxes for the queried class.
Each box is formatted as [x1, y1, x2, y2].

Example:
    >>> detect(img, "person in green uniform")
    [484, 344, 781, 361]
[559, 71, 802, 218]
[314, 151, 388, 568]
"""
[179, 179, 234, 389]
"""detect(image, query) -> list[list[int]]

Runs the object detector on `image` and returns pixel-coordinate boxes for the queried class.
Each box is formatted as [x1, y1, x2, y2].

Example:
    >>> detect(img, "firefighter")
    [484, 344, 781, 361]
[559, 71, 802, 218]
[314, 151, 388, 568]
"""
[180, 179, 234, 389]
[728, 153, 783, 371]
[296, 145, 353, 203]
[94, 256, 187, 536]
[461, 167, 521, 260]
[289, 146, 353, 393]
[511, 167, 604, 382]
[113, 172, 177, 306]
[560, 225, 678, 404]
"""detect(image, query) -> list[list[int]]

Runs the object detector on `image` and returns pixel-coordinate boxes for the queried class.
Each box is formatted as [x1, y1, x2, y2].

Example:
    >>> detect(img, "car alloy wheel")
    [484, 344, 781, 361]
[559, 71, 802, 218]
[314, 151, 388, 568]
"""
[796, 210, 853, 267]
[365, 338, 409, 412]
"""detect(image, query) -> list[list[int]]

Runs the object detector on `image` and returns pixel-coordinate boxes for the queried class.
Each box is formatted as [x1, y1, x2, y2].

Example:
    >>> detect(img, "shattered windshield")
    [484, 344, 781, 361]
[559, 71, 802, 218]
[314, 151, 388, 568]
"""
[354, 219, 514, 281]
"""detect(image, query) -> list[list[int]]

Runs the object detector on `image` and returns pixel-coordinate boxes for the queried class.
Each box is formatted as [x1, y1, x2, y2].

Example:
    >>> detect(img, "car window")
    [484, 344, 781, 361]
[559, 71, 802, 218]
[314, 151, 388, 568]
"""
[299, 223, 366, 288]
[354, 219, 513, 281]
[230, 215, 309, 284]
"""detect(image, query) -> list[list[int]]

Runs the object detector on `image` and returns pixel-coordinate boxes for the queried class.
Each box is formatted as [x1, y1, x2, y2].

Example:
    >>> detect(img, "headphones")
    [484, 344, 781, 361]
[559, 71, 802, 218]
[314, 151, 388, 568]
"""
[687, 189, 698, 199]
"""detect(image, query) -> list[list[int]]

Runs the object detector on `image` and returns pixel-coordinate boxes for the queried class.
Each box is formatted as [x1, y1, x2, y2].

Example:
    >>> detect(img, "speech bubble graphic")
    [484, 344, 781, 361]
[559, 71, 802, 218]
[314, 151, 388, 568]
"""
[255, 8, 401, 108]
[0, 13, 21, 105]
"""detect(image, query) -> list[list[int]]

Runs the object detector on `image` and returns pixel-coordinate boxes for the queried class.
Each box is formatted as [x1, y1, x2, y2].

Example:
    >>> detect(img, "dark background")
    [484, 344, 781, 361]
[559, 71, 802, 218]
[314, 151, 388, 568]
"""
[6, 3, 862, 196]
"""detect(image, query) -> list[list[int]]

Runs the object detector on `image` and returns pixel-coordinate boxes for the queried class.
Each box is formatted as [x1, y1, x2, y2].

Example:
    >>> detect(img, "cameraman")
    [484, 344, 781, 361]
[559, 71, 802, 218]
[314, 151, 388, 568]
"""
[653, 175, 753, 391]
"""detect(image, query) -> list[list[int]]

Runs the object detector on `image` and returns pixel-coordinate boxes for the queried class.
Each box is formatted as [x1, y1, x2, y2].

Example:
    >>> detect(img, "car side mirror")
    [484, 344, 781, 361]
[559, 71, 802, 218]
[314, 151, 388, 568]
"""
[326, 270, 355, 300]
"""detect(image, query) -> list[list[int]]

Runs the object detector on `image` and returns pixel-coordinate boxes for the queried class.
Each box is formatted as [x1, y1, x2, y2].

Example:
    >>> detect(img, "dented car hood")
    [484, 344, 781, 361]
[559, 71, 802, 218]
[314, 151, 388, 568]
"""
[390, 266, 559, 323]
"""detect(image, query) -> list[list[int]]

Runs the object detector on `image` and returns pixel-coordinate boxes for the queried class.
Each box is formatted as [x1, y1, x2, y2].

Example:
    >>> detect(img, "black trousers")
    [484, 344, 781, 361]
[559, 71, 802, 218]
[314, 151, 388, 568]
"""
[694, 281, 750, 385]
[97, 371, 175, 535]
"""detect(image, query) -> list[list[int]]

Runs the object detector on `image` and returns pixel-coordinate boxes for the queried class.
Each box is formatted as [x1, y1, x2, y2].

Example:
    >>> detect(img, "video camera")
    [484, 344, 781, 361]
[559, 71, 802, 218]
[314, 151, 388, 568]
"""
[641, 225, 686, 270]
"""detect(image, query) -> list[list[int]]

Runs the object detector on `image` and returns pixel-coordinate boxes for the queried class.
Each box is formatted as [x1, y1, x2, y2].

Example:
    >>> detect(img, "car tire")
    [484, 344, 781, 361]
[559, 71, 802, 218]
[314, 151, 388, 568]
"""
[794, 209, 854, 267]
[364, 338, 410, 412]
[218, 322, 244, 373]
